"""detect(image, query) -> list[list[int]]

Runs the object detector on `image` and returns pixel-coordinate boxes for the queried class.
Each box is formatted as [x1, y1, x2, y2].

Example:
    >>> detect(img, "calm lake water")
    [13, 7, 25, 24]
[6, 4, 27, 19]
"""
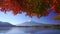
[0, 27, 60, 34]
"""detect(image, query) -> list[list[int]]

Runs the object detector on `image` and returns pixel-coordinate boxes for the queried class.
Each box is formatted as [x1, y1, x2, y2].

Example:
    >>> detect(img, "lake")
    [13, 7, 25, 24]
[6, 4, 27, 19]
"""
[0, 27, 60, 34]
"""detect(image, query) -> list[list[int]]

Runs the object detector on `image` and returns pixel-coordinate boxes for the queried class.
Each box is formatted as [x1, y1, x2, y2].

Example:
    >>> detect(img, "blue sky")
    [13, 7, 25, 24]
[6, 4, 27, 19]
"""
[0, 9, 60, 25]
[0, 11, 31, 25]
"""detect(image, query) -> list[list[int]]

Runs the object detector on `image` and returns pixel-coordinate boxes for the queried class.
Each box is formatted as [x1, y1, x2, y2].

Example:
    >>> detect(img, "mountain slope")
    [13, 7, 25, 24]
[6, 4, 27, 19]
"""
[17, 20, 44, 26]
[0, 21, 14, 27]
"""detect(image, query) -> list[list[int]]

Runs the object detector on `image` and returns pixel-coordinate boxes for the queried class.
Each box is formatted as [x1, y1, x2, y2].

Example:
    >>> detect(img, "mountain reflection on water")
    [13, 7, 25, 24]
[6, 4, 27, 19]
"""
[0, 27, 60, 34]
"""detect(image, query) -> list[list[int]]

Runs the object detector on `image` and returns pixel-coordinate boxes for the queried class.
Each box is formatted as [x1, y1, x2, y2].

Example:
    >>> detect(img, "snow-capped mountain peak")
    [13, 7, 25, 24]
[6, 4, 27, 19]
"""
[17, 20, 43, 26]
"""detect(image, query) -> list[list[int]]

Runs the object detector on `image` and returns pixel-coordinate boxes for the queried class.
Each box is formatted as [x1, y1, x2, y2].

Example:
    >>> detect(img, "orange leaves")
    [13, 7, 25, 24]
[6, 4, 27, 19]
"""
[0, 0, 60, 18]
[53, 15, 60, 20]
[0, 0, 22, 14]
[51, 0, 60, 15]
[24, 0, 28, 2]
[23, 0, 50, 17]
[0, 0, 50, 18]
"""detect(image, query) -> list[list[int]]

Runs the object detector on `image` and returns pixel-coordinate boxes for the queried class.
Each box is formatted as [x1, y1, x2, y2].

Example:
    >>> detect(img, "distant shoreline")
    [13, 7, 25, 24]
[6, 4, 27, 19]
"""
[0, 25, 60, 29]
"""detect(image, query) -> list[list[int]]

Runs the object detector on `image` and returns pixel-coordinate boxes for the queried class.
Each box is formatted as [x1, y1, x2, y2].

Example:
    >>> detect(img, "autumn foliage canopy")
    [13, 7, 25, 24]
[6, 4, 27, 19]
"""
[0, 0, 60, 18]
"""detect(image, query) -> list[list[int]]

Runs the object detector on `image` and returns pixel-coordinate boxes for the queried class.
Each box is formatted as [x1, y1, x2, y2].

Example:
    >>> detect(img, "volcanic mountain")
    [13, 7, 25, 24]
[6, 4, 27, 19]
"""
[17, 20, 44, 26]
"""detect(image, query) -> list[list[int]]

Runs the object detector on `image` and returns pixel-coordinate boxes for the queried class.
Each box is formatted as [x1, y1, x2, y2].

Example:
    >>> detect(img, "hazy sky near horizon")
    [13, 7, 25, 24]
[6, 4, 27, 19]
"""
[0, 9, 60, 25]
